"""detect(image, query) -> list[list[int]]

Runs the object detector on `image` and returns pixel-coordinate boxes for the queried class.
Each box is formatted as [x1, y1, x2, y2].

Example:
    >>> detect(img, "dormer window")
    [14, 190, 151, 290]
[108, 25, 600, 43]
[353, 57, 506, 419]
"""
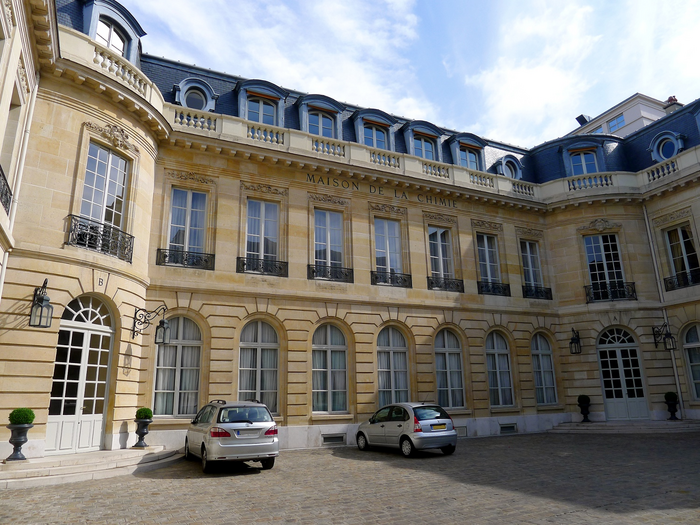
[364, 125, 387, 149]
[184, 89, 206, 110]
[237, 80, 288, 128]
[571, 150, 598, 175]
[649, 131, 685, 163]
[309, 111, 334, 138]
[353, 109, 397, 152]
[561, 141, 608, 178]
[96, 18, 125, 56]
[448, 133, 487, 171]
[174, 78, 218, 113]
[414, 135, 436, 160]
[297, 95, 344, 139]
[248, 97, 276, 125]
[402, 121, 444, 163]
[460, 148, 479, 170]
[496, 155, 523, 180]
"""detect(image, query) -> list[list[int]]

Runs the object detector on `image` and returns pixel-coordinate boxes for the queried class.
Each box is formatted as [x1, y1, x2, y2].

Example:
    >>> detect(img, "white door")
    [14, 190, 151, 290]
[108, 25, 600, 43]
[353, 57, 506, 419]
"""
[598, 328, 649, 420]
[46, 297, 114, 454]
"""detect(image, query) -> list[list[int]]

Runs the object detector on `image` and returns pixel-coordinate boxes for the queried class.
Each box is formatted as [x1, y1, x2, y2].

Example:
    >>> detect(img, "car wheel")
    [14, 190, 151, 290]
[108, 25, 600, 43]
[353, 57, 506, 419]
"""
[400, 437, 414, 457]
[201, 446, 213, 473]
[184, 438, 192, 461]
[441, 444, 456, 455]
[260, 457, 275, 470]
[356, 433, 369, 451]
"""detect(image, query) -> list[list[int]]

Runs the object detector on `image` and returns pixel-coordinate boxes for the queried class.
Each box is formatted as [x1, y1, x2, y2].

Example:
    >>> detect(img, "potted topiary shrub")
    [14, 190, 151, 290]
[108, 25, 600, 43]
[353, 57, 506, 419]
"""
[133, 407, 153, 448]
[664, 392, 679, 420]
[6, 407, 35, 461]
[577, 394, 591, 423]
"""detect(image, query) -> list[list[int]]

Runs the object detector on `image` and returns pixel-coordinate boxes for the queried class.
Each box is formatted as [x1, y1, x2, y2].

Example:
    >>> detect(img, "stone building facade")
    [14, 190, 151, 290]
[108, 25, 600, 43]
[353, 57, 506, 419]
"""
[1, 0, 700, 458]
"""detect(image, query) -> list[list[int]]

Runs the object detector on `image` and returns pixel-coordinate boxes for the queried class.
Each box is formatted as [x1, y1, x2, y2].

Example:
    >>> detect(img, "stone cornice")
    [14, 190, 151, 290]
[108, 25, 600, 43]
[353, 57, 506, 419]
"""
[166, 170, 215, 185]
[369, 203, 406, 216]
[515, 226, 544, 239]
[308, 193, 349, 206]
[424, 212, 457, 224]
[241, 182, 289, 196]
[471, 219, 503, 232]
[652, 208, 692, 228]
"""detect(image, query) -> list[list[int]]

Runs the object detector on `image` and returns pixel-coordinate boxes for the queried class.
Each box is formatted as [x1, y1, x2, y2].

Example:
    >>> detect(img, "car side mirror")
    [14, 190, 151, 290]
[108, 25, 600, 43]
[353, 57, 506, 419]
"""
[369, 417, 375, 424]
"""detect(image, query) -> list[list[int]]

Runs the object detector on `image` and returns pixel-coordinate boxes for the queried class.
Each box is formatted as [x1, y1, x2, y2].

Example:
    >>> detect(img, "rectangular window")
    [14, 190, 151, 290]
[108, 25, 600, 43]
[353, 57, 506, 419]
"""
[571, 151, 598, 175]
[477, 233, 500, 282]
[607, 114, 625, 133]
[310, 112, 333, 138]
[520, 240, 543, 287]
[436, 351, 464, 408]
[169, 189, 207, 254]
[80, 142, 128, 228]
[428, 226, 453, 279]
[364, 125, 386, 149]
[459, 148, 479, 170]
[315, 210, 343, 267]
[375, 218, 402, 274]
[592, 126, 603, 134]
[312, 349, 347, 412]
[414, 136, 434, 160]
[584, 234, 631, 301]
[666, 225, 700, 277]
[246, 199, 279, 261]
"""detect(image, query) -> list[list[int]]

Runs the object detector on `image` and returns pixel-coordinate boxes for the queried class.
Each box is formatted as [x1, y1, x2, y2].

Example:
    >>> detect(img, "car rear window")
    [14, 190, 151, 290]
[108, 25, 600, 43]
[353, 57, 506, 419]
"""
[414, 406, 450, 421]
[219, 406, 273, 423]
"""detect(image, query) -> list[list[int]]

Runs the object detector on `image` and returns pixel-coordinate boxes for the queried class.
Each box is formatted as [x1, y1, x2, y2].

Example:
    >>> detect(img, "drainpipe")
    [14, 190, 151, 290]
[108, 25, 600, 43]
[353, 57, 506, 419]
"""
[643, 203, 684, 419]
[0, 78, 39, 302]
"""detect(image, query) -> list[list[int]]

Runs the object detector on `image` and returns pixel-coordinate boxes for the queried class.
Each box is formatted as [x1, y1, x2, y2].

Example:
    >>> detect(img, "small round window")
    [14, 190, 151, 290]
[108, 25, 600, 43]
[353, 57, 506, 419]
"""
[184, 89, 206, 111]
[659, 138, 677, 160]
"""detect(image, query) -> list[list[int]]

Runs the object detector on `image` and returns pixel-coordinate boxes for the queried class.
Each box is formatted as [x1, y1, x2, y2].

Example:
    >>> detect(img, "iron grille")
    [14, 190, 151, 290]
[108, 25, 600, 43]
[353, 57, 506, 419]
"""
[371, 271, 412, 288]
[522, 285, 553, 300]
[427, 276, 465, 293]
[236, 256, 288, 277]
[66, 215, 134, 263]
[477, 281, 511, 296]
[664, 270, 700, 292]
[0, 163, 11, 215]
[307, 264, 354, 283]
[584, 281, 637, 303]
[156, 248, 215, 270]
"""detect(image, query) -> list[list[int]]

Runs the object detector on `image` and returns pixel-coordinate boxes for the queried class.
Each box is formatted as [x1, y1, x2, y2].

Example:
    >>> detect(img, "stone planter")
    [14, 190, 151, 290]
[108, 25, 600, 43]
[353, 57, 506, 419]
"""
[6, 423, 34, 461]
[578, 402, 591, 423]
[665, 400, 679, 420]
[133, 419, 152, 448]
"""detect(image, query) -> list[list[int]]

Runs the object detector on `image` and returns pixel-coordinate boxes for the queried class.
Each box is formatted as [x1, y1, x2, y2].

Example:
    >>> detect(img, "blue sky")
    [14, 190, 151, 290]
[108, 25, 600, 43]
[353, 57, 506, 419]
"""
[120, 0, 700, 149]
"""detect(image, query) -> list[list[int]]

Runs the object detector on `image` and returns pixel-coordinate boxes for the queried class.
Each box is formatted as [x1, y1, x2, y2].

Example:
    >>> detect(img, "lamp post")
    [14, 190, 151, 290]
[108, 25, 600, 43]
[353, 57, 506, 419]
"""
[29, 279, 53, 328]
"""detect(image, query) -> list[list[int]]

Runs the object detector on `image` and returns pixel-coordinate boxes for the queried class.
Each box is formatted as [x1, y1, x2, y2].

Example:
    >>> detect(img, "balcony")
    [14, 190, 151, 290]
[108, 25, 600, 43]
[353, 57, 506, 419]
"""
[0, 163, 11, 215]
[371, 271, 412, 288]
[156, 248, 215, 271]
[427, 276, 464, 293]
[477, 281, 511, 297]
[307, 264, 354, 283]
[66, 215, 134, 263]
[236, 257, 288, 277]
[584, 281, 637, 303]
[664, 270, 700, 292]
[522, 285, 553, 300]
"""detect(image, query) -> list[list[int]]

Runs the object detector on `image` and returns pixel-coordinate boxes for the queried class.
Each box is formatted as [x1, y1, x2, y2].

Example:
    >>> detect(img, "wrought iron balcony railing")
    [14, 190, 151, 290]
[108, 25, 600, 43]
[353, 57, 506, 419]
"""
[0, 163, 11, 215]
[156, 248, 215, 270]
[664, 269, 700, 292]
[522, 285, 553, 300]
[66, 215, 134, 263]
[427, 276, 465, 293]
[307, 264, 354, 283]
[236, 256, 288, 277]
[371, 271, 412, 288]
[584, 281, 637, 303]
[477, 281, 511, 297]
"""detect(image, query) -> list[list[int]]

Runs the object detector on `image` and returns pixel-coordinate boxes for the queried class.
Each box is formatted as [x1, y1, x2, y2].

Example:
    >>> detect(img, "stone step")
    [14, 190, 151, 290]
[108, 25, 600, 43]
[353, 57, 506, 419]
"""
[0, 446, 166, 471]
[550, 420, 700, 434]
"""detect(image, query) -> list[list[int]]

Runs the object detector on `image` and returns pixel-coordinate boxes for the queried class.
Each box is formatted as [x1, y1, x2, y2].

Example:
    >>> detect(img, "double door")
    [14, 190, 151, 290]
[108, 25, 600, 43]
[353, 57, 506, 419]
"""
[599, 347, 649, 420]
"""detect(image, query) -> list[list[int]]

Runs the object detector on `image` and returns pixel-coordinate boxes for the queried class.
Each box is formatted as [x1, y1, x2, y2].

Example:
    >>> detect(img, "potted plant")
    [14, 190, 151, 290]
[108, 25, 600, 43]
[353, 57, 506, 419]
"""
[6, 407, 35, 461]
[133, 407, 153, 448]
[664, 391, 679, 420]
[577, 394, 591, 423]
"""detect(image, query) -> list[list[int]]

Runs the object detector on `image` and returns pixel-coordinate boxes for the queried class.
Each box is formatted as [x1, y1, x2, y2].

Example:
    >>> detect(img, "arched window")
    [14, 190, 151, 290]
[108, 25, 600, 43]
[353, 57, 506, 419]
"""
[96, 18, 126, 56]
[414, 136, 435, 160]
[377, 326, 408, 406]
[248, 98, 276, 125]
[154, 317, 201, 416]
[312, 324, 347, 412]
[460, 148, 479, 170]
[571, 151, 598, 175]
[485, 331, 513, 406]
[364, 125, 387, 149]
[239, 320, 279, 413]
[683, 325, 700, 399]
[309, 111, 334, 138]
[531, 333, 556, 404]
[435, 329, 464, 408]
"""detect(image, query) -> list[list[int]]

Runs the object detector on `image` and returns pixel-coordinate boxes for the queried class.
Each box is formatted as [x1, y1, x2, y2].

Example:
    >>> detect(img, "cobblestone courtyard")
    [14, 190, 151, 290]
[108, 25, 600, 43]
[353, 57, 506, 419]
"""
[2, 432, 699, 524]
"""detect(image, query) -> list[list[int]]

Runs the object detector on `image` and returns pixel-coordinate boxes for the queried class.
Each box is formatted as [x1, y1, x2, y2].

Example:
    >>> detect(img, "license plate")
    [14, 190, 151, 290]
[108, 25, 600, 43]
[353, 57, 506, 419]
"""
[236, 429, 258, 436]
[432, 424, 446, 430]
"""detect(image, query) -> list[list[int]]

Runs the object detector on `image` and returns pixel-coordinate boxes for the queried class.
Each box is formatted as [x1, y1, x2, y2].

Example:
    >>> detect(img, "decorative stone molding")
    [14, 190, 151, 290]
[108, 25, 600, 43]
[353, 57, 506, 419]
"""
[4, 0, 14, 28]
[652, 208, 692, 228]
[17, 58, 28, 96]
[471, 219, 503, 232]
[84, 122, 140, 154]
[241, 182, 289, 196]
[515, 226, 543, 239]
[424, 212, 457, 224]
[166, 171, 215, 185]
[308, 193, 348, 206]
[576, 218, 622, 233]
[369, 203, 406, 216]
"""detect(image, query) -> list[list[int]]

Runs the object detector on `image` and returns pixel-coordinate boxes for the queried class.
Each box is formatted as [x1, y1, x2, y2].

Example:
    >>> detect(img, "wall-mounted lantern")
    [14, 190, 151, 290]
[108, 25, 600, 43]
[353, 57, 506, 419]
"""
[131, 304, 171, 344]
[653, 322, 677, 351]
[29, 279, 53, 328]
[569, 328, 582, 355]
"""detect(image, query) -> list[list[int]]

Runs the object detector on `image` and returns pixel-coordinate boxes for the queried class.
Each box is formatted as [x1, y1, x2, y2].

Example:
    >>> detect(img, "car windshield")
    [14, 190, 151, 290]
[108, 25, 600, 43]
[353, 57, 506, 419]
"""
[219, 406, 273, 423]
[414, 406, 450, 421]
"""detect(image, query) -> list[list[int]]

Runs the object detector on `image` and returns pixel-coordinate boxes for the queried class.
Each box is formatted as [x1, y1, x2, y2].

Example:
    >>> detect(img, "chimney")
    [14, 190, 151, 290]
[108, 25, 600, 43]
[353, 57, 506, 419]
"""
[664, 96, 683, 115]
[576, 114, 591, 126]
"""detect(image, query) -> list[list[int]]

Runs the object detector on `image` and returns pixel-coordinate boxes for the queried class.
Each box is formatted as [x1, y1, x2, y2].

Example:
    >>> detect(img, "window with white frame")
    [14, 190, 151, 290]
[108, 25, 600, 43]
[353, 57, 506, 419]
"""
[414, 136, 435, 160]
[683, 325, 700, 399]
[584, 234, 624, 296]
[80, 142, 128, 230]
[377, 326, 409, 407]
[435, 329, 464, 408]
[309, 112, 334, 138]
[314, 209, 343, 269]
[571, 151, 598, 175]
[607, 114, 625, 133]
[459, 147, 479, 170]
[520, 240, 543, 288]
[169, 189, 206, 256]
[666, 224, 700, 281]
[428, 226, 454, 279]
[375, 218, 402, 274]
[246, 199, 279, 262]
[312, 324, 347, 412]
[239, 321, 279, 413]
[485, 331, 513, 406]
[95, 18, 126, 56]
[364, 125, 387, 149]
[154, 317, 201, 416]
[531, 333, 557, 405]
[248, 98, 276, 125]
[477, 233, 500, 283]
